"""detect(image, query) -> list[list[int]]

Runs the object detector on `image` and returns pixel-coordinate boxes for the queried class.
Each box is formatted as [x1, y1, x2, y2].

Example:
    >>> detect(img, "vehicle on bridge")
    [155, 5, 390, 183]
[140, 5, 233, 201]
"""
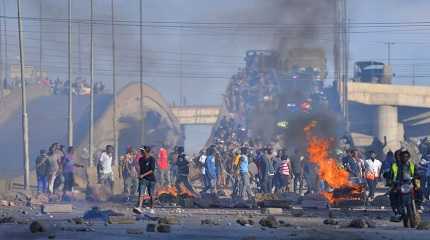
[353, 61, 393, 84]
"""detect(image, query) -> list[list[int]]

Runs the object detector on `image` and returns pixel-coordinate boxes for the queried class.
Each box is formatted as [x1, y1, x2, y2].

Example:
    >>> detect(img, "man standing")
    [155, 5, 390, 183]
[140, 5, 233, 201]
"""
[62, 146, 83, 200]
[98, 145, 114, 191]
[290, 149, 304, 194]
[202, 147, 217, 195]
[260, 147, 276, 194]
[36, 149, 49, 194]
[134, 146, 156, 214]
[157, 145, 170, 187]
[239, 147, 253, 200]
[175, 146, 197, 195]
[120, 146, 138, 200]
[364, 151, 382, 201]
[47, 144, 60, 194]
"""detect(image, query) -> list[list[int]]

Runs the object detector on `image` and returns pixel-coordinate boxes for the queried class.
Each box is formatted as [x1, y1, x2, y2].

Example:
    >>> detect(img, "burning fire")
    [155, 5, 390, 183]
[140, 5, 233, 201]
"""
[156, 185, 196, 199]
[304, 121, 362, 204]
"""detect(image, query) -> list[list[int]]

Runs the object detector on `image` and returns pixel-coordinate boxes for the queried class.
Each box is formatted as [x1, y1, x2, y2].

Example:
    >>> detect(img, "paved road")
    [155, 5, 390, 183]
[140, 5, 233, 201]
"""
[0, 94, 112, 178]
[0, 205, 429, 240]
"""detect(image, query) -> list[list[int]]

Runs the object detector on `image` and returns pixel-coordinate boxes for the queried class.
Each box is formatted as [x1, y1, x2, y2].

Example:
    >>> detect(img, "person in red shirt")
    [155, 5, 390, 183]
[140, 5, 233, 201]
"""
[157, 145, 170, 186]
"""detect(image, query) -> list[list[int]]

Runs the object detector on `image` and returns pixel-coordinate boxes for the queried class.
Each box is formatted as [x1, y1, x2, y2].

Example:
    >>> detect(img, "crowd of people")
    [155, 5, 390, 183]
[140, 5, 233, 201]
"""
[35, 143, 83, 200]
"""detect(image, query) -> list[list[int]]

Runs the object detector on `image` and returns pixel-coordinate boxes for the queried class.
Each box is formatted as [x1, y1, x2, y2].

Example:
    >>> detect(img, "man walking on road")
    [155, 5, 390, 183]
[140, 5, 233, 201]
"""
[365, 151, 382, 201]
[36, 149, 49, 194]
[135, 146, 156, 214]
[175, 146, 197, 195]
[98, 145, 114, 191]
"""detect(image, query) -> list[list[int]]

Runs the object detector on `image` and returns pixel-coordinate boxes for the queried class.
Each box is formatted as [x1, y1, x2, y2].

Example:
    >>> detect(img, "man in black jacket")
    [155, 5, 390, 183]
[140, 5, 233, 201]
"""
[134, 146, 156, 214]
[175, 146, 197, 195]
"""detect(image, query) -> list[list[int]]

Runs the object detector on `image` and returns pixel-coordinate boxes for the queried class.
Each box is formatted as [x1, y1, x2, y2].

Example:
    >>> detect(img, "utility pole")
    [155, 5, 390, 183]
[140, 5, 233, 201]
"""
[385, 41, 395, 65]
[343, 1, 350, 132]
[3, 0, 8, 82]
[139, 0, 145, 144]
[111, 0, 118, 165]
[179, 28, 183, 106]
[39, 0, 42, 81]
[17, 0, 30, 190]
[67, 0, 73, 146]
[89, 0, 95, 167]
[0, 4, 3, 97]
[78, 21, 82, 79]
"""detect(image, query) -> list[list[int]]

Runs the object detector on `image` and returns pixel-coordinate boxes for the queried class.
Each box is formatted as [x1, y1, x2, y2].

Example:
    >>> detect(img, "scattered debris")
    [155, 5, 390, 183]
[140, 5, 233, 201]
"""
[70, 217, 85, 225]
[42, 204, 73, 214]
[157, 224, 171, 233]
[261, 208, 283, 215]
[278, 219, 291, 227]
[158, 216, 178, 225]
[241, 236, 257, 240]
[323, 219, 339, 225]
[417, 221, 430, 230]
[236, 218, 249, 226]
[292, 209, 305, 217]
[146, 223, 156, 232]
[61, 226, 95, 232]
[348, 218, 376, 228]
[259, 215, 278, 228]
[127, 228, 145, 235]
[0, 216, 15, 224]
[201, 219, 215, 225]
[108, 216, 136, 224]
[136, 214, 159, 222]
[29, 220, 50, 233]
[83, 206, 124, 222]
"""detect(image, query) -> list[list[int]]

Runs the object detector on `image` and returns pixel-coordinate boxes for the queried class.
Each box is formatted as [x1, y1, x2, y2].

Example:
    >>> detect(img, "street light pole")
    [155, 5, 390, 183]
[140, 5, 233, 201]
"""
[89, 0, 95, 167]
[139, 0, 145, 144]
[16, 0, 30, 190]
[111, 0, 118, 165]
[39, 0, 42, 81]
[67, 0, 73, 147]
[2, 0, 8, 83]
[385, 41, 395, 65]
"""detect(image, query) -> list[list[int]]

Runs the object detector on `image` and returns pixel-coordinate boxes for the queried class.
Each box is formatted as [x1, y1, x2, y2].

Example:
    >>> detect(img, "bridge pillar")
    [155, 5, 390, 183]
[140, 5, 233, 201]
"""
[375, 105, 400, 151]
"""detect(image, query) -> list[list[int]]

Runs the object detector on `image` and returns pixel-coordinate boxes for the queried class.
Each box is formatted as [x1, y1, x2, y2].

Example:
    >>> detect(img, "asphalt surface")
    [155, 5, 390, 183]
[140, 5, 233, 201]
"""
[0, 200, 430, 240]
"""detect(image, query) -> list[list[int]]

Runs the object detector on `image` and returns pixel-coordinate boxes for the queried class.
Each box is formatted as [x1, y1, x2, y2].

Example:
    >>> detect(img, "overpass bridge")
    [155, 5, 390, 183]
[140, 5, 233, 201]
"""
[170, 105, 221, 126]
[347, 82, 430, 150]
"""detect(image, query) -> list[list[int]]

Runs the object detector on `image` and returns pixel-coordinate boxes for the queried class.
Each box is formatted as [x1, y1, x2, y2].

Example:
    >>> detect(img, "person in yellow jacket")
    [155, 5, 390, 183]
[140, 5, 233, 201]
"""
[389, 150, 418, 220]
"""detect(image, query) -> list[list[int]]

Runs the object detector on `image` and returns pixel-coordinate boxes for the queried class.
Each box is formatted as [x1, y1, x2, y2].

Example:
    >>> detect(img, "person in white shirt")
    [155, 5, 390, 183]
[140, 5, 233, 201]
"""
[198, 150, 208, 192]
[364, 151, 382, 201]
[98, 145, 114, 190]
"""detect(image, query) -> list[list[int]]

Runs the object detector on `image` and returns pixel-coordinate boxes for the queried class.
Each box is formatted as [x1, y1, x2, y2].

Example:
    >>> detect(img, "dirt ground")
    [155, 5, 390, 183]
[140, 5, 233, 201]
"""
[1, 200, 430, 240]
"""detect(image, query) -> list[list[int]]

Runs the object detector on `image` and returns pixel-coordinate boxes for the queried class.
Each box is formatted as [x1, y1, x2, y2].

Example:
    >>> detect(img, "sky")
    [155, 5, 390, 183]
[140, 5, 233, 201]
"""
[1, 0, 430, 152]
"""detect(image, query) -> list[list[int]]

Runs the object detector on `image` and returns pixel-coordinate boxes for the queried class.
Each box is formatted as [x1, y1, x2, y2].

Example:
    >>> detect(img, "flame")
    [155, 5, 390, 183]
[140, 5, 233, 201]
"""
[156, 185, 196, 199]
[156, 186, 178, 197]
[304, 121, 361, 204]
